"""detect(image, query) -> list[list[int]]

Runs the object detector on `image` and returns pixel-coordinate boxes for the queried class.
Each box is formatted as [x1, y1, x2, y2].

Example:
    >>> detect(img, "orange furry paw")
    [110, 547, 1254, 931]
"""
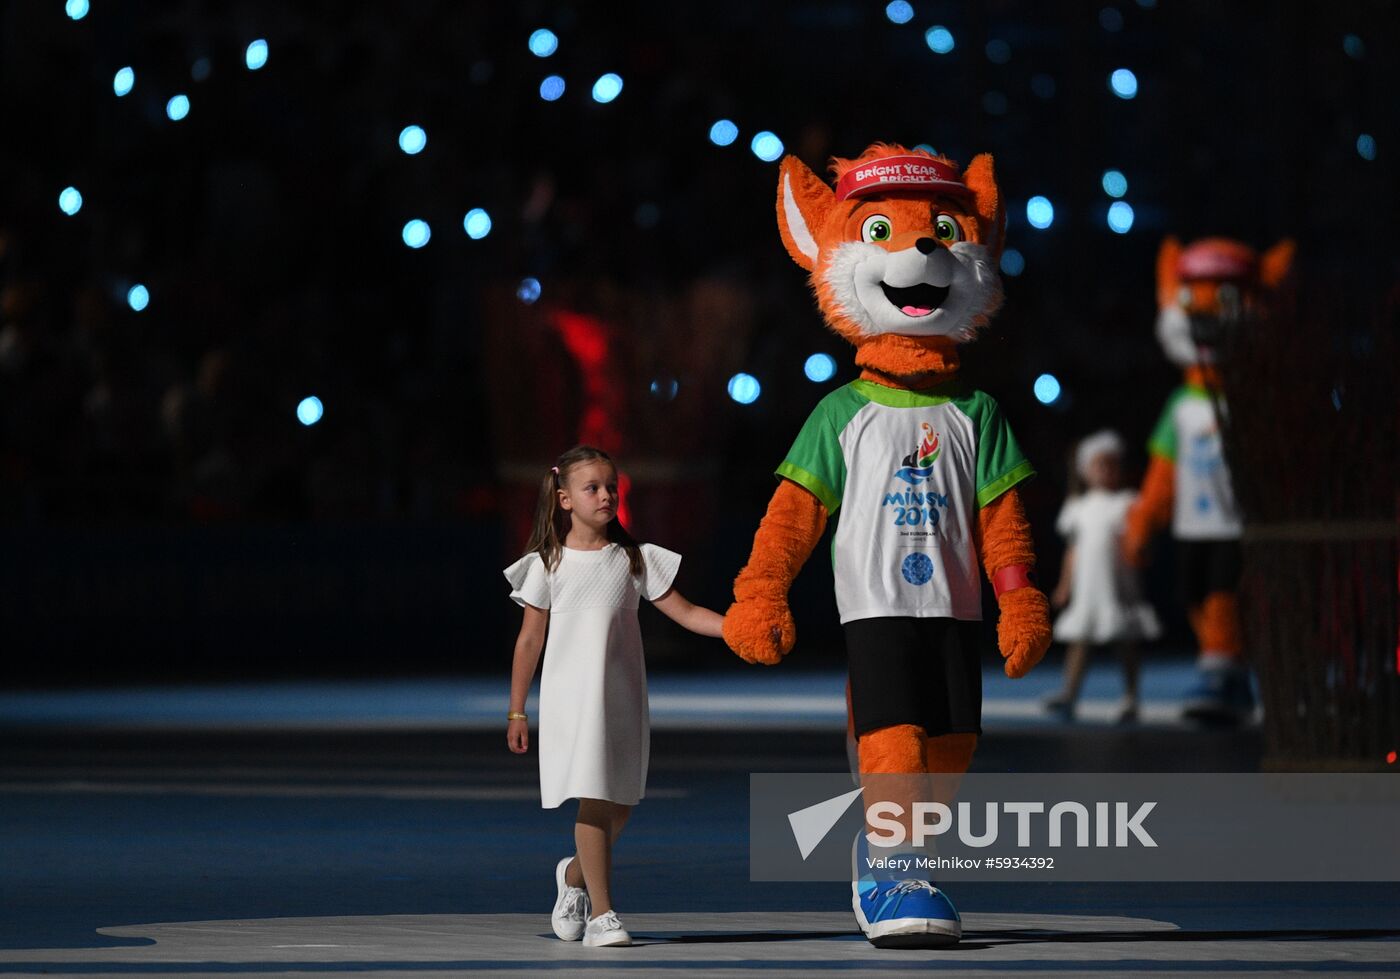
[722, 597, 795, 666]
[997, 587, 1052, 678]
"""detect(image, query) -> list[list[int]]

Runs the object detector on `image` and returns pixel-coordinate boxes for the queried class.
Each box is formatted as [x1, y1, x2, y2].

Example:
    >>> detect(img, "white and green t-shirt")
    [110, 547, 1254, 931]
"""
[1147, 385, 1241, 540]
[777, 379, 1034, 624]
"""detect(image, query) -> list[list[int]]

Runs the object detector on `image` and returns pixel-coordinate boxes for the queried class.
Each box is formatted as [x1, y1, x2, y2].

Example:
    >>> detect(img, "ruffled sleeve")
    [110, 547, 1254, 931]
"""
[638, 543, 682, 602]
[1055, 497, 1080, 539]
[503, 552, 551, 609]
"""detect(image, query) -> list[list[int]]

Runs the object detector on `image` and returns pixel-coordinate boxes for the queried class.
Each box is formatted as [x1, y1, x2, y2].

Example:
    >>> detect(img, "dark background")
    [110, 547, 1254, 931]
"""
[1, 0, 1395, 684]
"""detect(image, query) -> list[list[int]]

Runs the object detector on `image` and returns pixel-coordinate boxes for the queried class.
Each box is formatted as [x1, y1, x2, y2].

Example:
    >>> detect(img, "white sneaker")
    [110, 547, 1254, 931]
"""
[550, 857, 590, 941]
[582, 909, 632, 947]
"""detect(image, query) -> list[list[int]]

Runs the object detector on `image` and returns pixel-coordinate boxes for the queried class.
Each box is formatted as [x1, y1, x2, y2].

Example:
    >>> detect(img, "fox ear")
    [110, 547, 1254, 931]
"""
[1259, 238, 1296, 289]
[1156, 236, 1183, 307]
[776, 156, 833, 271]
[962, 154, 1005, 257]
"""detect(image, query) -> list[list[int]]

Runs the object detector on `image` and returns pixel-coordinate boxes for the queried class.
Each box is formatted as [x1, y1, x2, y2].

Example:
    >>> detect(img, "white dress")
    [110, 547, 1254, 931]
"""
[503, 542, 681, 809]
[1052, 489, 1162, 644]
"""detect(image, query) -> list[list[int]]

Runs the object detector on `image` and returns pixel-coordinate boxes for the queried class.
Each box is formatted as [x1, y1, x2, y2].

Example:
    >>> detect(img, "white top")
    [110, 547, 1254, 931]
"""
[1053, 489, 1161, 644]
[503, 542, 680, 809]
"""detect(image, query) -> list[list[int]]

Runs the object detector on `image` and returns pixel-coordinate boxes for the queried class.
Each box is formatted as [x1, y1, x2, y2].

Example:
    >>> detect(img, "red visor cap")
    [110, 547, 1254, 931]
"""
[835, 155, 973, 202]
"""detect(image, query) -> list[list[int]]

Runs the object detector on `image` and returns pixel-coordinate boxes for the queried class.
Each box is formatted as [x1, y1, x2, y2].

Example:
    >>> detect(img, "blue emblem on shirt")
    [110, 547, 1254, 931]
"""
[901, 552, 934, 586]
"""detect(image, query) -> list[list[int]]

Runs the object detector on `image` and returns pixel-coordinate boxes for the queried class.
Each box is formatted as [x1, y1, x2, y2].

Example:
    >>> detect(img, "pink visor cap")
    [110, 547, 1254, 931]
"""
[834, 155, 972, 202]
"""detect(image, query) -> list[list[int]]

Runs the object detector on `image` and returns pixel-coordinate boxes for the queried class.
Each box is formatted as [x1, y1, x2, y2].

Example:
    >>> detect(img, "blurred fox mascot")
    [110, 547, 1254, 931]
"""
[722, 143, 1051, 947]
[1124, 236, 1294, 724]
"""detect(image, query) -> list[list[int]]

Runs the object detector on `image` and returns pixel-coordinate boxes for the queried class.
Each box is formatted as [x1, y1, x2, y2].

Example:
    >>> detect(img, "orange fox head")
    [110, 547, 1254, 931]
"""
[1155, 235, 1295, 368]
[777, 143, 1006, 379]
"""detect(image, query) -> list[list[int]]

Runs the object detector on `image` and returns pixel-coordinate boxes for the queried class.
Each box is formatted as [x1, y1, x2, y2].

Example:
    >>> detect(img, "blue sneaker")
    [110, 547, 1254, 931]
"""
[1182, 665, 1255, 727]
[851, 835, 961, 947]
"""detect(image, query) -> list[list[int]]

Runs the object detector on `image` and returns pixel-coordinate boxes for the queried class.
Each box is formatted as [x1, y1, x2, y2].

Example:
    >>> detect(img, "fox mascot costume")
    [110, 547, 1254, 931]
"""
[722, 143, 1051, 947]
[1124, 236, 1294, 724]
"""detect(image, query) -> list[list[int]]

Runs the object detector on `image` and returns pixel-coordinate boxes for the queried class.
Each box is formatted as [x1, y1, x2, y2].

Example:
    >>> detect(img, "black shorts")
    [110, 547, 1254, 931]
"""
[844, 616, 983, 738]
[1176, 539, 1242, 608]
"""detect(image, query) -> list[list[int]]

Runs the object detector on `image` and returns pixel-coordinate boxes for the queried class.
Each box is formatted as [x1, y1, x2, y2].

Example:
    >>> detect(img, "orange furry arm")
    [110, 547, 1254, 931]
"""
[1124, 454, 1174, 566]
[722, 479, 828, 665]
[977, 488, 1051, 678]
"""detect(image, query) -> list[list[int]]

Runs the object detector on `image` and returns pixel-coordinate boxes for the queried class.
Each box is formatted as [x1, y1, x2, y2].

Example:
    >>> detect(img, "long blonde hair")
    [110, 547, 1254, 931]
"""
[525, 445, 643, 575]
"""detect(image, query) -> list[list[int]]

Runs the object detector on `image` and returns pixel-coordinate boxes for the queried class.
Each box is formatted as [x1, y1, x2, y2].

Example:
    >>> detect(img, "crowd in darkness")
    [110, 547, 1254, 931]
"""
[2, 2, 1395, 533]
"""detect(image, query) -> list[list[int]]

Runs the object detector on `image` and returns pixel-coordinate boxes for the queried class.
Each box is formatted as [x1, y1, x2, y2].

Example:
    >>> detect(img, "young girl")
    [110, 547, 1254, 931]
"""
[504, 445, 725, 948]
[1046, 430, 1161, 723]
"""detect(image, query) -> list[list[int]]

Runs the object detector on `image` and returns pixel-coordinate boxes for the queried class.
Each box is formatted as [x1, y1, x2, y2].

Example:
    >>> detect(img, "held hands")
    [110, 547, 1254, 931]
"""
[1120, 526, 1150, 569]
[506, 717, 529, 753]
[996, 587, 1052, 678]
[721, 596, 795, 666]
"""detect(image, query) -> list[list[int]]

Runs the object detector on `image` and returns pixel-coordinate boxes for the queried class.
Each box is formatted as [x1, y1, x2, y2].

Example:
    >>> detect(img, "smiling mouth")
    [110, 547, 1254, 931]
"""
[880, 282, 949, 317]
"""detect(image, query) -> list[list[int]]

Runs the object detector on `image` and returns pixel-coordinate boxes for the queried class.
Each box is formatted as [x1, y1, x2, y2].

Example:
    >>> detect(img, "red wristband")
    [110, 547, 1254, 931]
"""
[992, 564, 1036, 598]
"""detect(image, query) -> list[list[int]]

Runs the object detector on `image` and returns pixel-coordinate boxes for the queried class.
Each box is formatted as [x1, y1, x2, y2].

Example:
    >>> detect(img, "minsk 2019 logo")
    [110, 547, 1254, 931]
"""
[894, 422, 941, 485]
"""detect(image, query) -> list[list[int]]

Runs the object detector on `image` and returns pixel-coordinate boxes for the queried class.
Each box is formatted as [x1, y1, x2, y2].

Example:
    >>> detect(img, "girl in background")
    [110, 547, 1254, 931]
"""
[505, 445, 724, 947]
[1046, 431, 1161, 723]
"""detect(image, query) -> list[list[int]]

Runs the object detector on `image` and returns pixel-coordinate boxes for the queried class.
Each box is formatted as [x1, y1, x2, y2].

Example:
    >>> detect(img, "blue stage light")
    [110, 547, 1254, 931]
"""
[925, 26, 955, 54]
[58, 187, 83, 216]
[166, 94, 190, 121]
[529, 29, 558, 57]
[398, 125, 426, 155]
[1099, 7, 1124, 31]
[517, 278, 542, 304]
[464, 208, 492, 239]
[297, 396, 324, 426]
[113, 67, 135, 96]
[539, 75, 566, 101]
[1343, 34, 1365, 59]
[986, 39, 1011, 64]
[885, 1, 914, 24]
[127, 285, 149, 312]
[709, 119, 739, 146]
[1026, 196, 1054, 230]
[1101, 169, 1128, 197]
[191, 57, 212, 82]
[751, 131, 783, 162]
[1357, 134, 1376, 161]
[1110, 68, 1138, 99]
[1107, 201, 1135, 234]
[650, 377, 679, 401]
[1033, 373, 1061, 405]
[804, 353, 837, 383]
[728, 373, 761, 404]
[982, 91, 1008, 116]
[1031, 73, 1056, 99]
[246, 39, 268, 70]
[66, 0, 88, 20]
[913, 143, 937, 154]
[402, 220, 431, 249]
[592, 73, 623, 103]
[1000, 248, 1025, 277]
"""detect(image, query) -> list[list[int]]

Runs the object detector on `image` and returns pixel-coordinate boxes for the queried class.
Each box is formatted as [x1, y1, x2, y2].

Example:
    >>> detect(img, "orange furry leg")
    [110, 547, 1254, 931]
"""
[1198, 591, 1243, 659]
[857, 724, 926, 847]
[924, 733, 977, 810]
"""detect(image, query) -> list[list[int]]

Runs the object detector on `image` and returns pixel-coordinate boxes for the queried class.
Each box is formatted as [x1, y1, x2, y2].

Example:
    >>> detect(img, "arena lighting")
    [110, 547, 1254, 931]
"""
[58, 187, 83, 216]
[649, 377, 679, 401]
[804, 353, 837, 383]
[245, 39, 268, 70]
[66, 0, 88, 20]
[464, 208, 492, 239]
[1110, 68, 1138, 99]
[1100, 7, 1124, 31]
[925, 26, 954, 54]
[402, 220, 431, 248]
[1031, 73, 1056, 99]
[529, 29, 559, 57]
[1026, 196, 1054, 230]
[517, 278, 542, 304]
[727, 373, 761, 404]
[1343, 34, 1365, 59]
[113, 66, 135, 96]
[398, 125, 427, 155]
[166, 94, 190, 120]
[297, 396, 324, 426]
[539, 75, 565, 101]
[1102, 169, 1128, 197]
[191, 58, 212, 82]
[592, 73, 623, 103]
[750, 131, 783, 162]
[999, 248, 1025, 277]
[1033, 373, 1061, 405]
[986, 39, 1011, 64]
[1107, 201, 1135, 234]
[127, 284, 150, 312]
[1356, 134, 1376, 161]
[884, 1, 913, 24]
[709, 119, 738, 146]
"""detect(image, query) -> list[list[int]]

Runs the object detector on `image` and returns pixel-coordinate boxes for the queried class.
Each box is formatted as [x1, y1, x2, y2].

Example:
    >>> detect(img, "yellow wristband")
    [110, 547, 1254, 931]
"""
[507, 711, 528, 721]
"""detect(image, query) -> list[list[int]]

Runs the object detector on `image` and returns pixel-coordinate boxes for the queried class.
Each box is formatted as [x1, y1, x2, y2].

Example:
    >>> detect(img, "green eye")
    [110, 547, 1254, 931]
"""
[861, 215, 893, 243]
[934, 214, 963, 243]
